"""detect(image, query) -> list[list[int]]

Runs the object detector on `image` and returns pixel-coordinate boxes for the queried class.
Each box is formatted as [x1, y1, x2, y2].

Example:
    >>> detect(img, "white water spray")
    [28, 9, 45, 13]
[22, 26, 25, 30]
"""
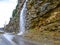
[17, 0, 27, 35]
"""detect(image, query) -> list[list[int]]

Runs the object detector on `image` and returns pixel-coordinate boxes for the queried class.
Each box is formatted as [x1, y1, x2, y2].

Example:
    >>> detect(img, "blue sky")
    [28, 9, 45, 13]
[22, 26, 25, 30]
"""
[0, 0, 8, 1]
[0, 0, 17, 27]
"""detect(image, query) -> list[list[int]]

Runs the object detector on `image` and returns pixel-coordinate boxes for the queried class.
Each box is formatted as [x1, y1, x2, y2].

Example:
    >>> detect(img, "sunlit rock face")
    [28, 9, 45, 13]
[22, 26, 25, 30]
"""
[26, 0, 60, 30]
[24, 0, 60, 43]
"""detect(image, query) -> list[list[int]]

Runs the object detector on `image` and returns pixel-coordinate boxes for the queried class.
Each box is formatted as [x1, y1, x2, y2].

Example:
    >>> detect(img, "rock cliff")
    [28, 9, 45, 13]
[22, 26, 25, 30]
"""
[24, 0, 60, 44]
[4, 0, 60, 44]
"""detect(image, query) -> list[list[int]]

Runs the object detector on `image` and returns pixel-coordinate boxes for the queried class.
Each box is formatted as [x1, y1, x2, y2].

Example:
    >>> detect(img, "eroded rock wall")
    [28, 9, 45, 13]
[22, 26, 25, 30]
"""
[24, 0, 60, 43]
[26, 0, 60, 30]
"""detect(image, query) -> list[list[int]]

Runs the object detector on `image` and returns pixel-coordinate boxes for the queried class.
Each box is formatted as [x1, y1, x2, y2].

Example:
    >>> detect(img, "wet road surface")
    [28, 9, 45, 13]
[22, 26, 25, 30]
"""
[13, 35, 54, 45]
[0, 34, 16, 45]
[0, 34, 58, 45]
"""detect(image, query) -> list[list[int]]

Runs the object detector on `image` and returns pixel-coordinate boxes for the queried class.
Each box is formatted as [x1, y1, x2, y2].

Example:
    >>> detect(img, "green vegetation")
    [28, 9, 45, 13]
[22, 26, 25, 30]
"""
[12, 4, 18, 17]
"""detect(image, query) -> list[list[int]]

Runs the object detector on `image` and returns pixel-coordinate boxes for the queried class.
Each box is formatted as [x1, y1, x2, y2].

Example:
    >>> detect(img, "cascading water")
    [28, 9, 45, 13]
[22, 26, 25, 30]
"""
[17, 0, 27, 35]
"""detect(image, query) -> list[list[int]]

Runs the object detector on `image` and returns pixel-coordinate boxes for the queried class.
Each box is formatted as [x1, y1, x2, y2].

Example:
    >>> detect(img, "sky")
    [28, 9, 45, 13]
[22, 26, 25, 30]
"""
[0, 0, 17, 27]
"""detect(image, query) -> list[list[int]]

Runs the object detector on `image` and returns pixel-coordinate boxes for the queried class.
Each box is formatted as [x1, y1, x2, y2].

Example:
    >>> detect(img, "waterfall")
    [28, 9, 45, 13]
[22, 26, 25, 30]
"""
[17, 0, 27, 35]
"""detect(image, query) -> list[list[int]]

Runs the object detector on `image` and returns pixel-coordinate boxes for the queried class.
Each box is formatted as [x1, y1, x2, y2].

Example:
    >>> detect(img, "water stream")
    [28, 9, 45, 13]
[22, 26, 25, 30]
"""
[1, 0, 27, 43]
[17, 0, 27, 35]
[0, 0, 28, 45]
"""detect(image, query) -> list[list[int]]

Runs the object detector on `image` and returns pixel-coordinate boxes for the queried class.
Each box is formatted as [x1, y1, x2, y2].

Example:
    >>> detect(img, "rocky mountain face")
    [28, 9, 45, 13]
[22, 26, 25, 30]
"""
[24, 0, 60, 44]
[4, 0, 60, 44]
[26, 0, 60, 30]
